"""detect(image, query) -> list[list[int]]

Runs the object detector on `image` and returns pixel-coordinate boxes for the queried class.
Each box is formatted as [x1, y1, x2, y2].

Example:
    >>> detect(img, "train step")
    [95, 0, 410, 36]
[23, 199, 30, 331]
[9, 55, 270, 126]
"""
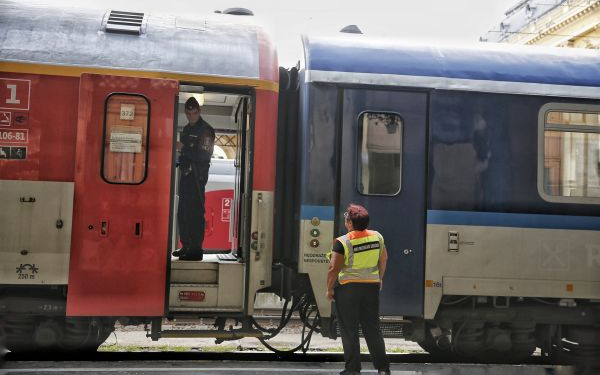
[169, 256, 245, 311]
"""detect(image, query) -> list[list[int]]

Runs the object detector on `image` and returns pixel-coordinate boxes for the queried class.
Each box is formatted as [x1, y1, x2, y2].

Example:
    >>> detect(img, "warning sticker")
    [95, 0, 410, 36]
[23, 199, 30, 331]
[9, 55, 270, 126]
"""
[0, 111, 11, 126]
[0, 146, 27, 160]
[221, 198, 231, 222]
[109, 126, 143, 153]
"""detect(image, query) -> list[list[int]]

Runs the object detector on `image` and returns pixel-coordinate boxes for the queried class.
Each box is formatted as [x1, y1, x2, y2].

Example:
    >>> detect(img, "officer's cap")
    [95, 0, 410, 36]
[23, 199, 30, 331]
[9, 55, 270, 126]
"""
[185, 97, 201, 111]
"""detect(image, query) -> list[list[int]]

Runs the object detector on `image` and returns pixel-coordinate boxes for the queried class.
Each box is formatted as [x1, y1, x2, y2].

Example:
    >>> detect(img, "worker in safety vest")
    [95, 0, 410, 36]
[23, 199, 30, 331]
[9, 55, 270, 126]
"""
[326, 204, 390, 375]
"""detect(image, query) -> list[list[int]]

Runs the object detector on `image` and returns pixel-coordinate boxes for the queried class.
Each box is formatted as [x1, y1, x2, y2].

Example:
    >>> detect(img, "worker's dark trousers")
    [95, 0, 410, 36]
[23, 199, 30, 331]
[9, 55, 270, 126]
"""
[334, 282, 390, 372]
[177, 190, 205, 251]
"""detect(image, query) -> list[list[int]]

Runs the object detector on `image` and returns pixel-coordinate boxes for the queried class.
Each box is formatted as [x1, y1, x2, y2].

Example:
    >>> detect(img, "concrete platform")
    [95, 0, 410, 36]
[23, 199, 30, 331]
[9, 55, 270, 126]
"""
[1, 360, 575, 375]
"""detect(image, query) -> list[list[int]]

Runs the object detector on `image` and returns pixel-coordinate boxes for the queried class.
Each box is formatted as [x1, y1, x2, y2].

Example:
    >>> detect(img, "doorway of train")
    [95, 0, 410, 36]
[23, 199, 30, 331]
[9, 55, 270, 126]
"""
[168, 84, 253, 314]
[338, 89, 427, 317]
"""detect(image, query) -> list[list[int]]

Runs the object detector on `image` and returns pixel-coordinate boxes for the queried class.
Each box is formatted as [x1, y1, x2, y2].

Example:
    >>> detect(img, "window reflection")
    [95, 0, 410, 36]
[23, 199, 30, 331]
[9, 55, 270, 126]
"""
[544, 110, 600, 198]
[357, 112, 402, 195]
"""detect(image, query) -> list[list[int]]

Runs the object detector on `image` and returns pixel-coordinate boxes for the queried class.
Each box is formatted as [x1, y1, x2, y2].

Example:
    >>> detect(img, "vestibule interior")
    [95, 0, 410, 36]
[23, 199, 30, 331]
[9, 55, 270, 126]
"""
[168, 85, 251, 312]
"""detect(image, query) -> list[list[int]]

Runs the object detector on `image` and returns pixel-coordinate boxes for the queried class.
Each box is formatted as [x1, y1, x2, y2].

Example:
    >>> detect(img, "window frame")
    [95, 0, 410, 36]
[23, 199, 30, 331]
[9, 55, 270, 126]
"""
[101, 92, 151, 185]
[537, 102, 600, 204]
[355, 110, 404, 197]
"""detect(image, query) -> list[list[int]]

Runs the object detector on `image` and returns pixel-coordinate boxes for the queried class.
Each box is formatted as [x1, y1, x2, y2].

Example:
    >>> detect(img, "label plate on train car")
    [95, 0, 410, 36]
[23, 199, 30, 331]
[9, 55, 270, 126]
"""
[178, 290, 206, 302]
[0, 78, 31, 111]
[0, 129, 28, 143]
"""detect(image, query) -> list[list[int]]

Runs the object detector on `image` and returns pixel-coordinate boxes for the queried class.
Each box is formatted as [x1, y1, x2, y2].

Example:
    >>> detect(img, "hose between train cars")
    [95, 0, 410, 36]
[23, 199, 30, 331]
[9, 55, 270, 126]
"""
[251, 294, 321, 354]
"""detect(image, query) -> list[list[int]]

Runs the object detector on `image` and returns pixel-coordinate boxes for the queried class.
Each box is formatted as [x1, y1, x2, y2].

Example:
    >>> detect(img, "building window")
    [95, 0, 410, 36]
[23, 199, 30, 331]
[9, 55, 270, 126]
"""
[102, 94, 150, 184]
[540, 104, 600, 202]
[357, 112, 402, 195]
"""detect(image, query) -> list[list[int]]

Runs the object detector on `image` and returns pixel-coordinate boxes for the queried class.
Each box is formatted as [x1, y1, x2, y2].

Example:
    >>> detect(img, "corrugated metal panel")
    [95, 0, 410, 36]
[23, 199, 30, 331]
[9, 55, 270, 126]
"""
[0, 1, 265, 80]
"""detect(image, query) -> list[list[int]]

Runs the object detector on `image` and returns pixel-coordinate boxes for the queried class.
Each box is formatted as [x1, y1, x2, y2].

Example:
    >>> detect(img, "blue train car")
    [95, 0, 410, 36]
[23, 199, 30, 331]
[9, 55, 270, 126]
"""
[281, 34, 600, 361]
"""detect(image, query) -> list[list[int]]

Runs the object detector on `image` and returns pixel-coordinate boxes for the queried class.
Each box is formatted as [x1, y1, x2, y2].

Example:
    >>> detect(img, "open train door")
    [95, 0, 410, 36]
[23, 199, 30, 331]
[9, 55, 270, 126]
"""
[339, 89, 427, 316]
[67, 74, 178, 316]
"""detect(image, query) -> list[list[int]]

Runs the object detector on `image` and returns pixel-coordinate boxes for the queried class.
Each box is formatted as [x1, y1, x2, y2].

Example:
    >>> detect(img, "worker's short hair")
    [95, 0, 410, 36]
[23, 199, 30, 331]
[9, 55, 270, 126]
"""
[344, 203, 369, 231]
[185, 97, 201, 111]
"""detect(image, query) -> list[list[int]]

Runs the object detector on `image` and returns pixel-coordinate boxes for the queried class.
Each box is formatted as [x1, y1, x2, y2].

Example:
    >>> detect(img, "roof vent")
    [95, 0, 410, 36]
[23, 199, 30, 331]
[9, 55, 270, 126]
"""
[221, 7, 254, 16]
[340, 25, 363, 34]
[104, 10, 146, 35]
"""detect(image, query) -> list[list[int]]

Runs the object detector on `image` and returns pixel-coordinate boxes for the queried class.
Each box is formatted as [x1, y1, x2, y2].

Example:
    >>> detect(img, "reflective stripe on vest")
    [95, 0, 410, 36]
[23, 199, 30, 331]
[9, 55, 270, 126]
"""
[337, 230, 383, 284]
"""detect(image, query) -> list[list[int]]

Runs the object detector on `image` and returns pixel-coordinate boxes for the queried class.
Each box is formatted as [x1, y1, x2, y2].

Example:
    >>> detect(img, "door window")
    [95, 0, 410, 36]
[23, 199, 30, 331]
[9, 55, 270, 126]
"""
[357, 112, 403, 195]
[102, 94, 150, 184]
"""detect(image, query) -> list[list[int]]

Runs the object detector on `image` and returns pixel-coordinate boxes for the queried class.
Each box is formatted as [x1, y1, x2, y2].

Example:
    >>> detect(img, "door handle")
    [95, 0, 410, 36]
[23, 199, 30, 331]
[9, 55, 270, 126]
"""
[19, 196, 36, 203]
[134, 220, 143, 238]
[100, 219, 109, 237]
[403, 248, 413, 255]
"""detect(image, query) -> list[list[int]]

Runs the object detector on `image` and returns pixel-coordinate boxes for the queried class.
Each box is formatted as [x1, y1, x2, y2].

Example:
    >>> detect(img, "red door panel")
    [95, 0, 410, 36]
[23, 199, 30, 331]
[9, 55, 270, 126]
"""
[67, 74, 178, 316]
[203, 190, 234, 251]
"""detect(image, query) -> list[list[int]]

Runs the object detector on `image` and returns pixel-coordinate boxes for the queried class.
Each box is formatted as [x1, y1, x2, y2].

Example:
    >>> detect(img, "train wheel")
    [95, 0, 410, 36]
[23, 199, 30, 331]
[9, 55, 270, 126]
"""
[4, 316, 36, 352]
[453, 321, 536, 363]
[4, 316, 114, 353]
[60, 317, 115, 352]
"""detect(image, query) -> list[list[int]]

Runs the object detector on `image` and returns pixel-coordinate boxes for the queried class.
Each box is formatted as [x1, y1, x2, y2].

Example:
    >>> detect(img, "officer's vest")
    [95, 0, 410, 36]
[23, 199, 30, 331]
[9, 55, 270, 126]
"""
[336, 230, 384, 285]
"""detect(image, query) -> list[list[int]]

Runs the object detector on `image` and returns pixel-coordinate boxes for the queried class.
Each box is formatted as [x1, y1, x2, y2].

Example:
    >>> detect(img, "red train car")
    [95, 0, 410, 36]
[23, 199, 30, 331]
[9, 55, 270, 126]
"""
[0, 1, 278, 351]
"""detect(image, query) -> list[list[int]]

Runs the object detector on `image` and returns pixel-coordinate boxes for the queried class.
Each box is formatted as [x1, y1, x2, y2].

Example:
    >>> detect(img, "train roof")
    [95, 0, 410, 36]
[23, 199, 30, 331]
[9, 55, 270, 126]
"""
[303, 35, 600, 99]
[0, 1, 278, 86]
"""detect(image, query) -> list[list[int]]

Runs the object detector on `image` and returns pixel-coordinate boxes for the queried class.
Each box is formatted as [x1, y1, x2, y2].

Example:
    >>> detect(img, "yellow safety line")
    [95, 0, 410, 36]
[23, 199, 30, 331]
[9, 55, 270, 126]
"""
[0, 61, 279, 92]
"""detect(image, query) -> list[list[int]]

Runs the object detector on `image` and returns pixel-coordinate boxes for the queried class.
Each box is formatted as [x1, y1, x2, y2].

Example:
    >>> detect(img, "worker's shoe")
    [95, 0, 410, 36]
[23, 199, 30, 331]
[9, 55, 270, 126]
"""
[340, 370, 360, 375]
[179, 248, 203, 261]
[172, 248, 188, 257]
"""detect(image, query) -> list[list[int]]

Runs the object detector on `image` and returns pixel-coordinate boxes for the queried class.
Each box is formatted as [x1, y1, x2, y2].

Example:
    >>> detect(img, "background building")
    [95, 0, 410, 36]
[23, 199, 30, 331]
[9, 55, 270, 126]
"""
[482, 0, 600, 48]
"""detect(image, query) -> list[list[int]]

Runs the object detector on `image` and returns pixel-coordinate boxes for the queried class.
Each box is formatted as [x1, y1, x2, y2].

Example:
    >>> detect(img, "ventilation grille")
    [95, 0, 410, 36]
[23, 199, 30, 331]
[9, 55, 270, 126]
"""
[104, 10, 145, 35]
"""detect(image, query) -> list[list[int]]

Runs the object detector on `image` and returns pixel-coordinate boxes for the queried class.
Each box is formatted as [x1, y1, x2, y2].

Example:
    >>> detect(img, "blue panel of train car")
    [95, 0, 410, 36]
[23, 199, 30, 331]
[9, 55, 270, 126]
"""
[299, 33, 600, 322]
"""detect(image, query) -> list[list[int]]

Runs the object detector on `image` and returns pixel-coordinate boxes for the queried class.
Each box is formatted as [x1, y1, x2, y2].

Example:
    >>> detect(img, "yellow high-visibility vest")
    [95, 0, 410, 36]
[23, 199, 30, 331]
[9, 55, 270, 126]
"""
[331, 230, 384, 285]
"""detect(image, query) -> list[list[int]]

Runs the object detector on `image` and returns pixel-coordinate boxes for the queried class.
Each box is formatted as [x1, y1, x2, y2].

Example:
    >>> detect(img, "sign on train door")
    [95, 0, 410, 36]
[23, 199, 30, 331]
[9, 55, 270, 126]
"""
[67, 74, 178, 316]
[339, 89, 427, 316]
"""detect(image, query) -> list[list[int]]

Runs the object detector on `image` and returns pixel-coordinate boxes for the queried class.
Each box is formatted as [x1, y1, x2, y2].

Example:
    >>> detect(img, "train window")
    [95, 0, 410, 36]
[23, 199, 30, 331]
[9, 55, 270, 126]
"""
[357, 112, 403, 195]
[102, 94, 150, 184]
[540, 104, 600, 202]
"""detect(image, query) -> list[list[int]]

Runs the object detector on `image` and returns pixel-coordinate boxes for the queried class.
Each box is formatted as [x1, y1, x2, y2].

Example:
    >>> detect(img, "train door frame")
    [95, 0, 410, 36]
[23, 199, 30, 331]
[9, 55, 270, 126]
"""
[336, 87, 428, 317]
[167, 83, 254, 315]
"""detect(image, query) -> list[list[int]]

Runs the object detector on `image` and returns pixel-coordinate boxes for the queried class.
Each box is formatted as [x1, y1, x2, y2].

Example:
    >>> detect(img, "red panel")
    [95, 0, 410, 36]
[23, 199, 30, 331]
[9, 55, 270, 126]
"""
[252, 89, 278, 191]
[0, 73, 78, 181]
[257, 29, 279, 83]
[67, 74, 178, 316]
[203, 189, 234, 251]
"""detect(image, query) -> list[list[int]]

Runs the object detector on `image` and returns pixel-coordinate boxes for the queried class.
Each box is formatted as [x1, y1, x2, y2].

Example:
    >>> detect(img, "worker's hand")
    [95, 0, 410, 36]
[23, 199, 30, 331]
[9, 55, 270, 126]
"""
[326, 289, 335, 301]
[176, 141, 183, 152]
[379, 280, 384, 291]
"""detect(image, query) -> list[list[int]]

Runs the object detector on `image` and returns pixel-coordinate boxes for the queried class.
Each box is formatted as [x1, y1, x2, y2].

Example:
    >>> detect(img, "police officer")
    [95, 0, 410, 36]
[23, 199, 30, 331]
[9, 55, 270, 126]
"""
[326, 204, 390, 375]
[173, 97, 215, 261]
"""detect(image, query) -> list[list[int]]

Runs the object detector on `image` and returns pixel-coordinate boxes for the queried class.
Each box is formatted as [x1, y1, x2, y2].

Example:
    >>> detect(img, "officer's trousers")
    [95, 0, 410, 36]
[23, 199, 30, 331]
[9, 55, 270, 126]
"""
[177, 190, 205, 251]
[334, 282, 389, 373]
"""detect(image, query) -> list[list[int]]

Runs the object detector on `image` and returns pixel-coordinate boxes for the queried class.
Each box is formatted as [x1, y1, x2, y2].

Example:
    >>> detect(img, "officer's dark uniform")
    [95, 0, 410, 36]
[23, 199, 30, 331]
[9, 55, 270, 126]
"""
[177, 113, 215, 261]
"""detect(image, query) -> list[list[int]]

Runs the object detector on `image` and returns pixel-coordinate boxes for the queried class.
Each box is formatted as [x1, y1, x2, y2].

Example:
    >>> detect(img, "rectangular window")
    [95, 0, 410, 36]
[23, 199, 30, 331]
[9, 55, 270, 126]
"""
[540, 104, 600, 202]
[102, 94, 150, 184]
[357, 112, 402, 195]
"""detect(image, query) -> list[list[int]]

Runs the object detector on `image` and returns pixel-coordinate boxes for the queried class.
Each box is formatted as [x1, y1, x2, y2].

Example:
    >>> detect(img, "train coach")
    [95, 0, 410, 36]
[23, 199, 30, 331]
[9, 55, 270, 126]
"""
[1, 0, 599, 363]
[276, 35, 600, 362]
[0, 0, 279, 351]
